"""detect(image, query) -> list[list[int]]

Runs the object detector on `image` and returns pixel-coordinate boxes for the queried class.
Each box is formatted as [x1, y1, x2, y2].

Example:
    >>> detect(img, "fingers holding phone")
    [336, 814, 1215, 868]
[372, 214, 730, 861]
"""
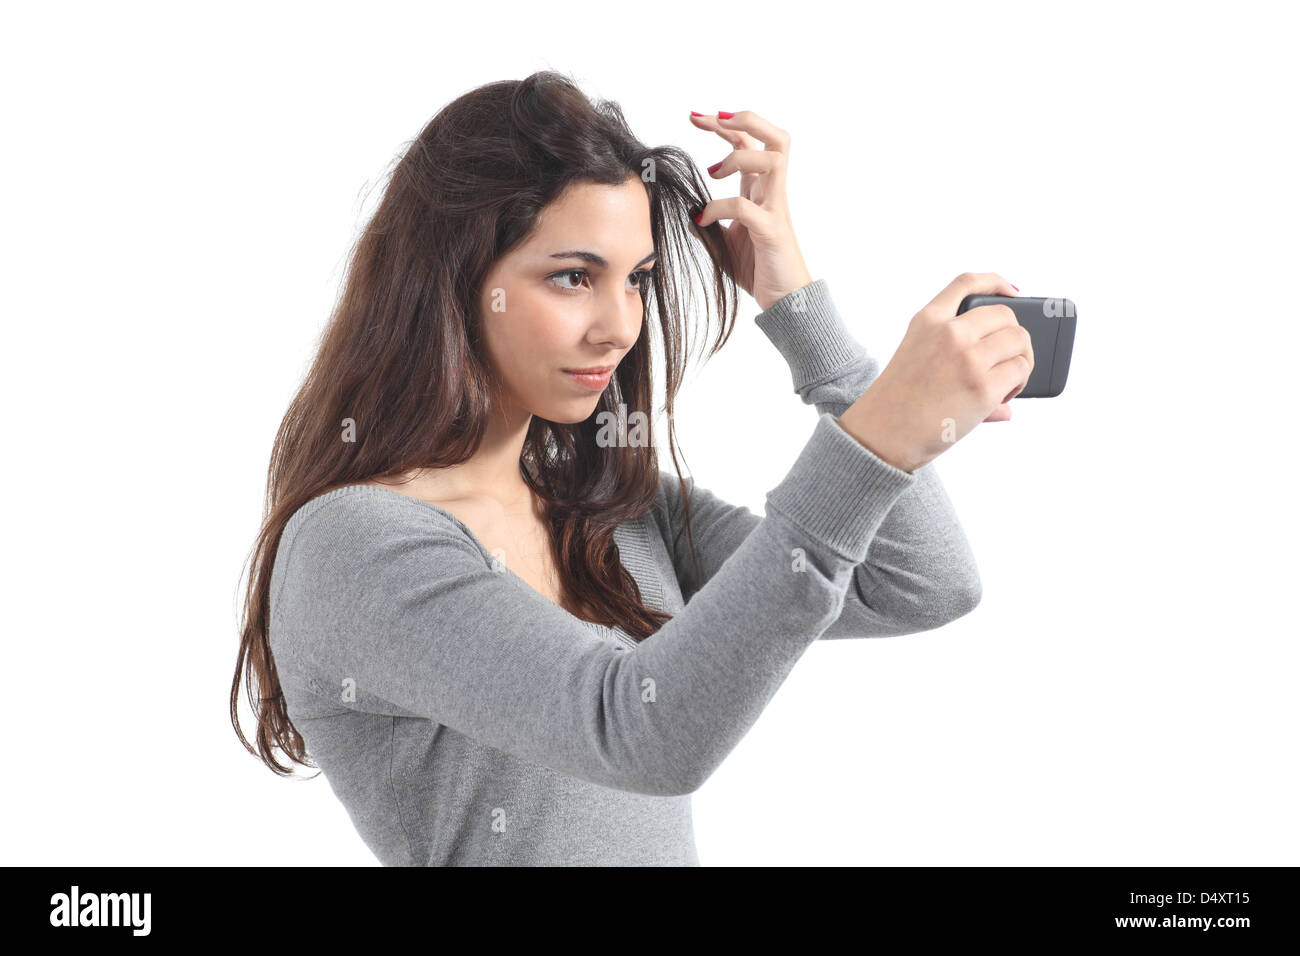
[967, 307, 1035, 416]
[921, 270, 1018, 317]
[836, 272, 1031, 472]
[957, 292, 1076, 400]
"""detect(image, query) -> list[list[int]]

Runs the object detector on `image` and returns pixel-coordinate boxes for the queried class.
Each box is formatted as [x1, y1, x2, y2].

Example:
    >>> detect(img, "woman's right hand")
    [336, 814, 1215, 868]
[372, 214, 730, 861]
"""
[837, 272, 1033, 473]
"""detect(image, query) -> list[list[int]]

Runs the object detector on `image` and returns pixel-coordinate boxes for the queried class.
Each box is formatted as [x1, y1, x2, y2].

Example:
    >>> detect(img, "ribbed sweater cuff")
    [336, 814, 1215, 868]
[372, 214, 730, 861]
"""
[765, 412, 917, 562]
[754, 279, 865, 393]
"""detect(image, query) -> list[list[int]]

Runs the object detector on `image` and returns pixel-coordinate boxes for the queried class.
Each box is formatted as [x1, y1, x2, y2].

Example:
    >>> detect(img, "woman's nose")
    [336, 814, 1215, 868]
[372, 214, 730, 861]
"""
[592, 298, 642, 349]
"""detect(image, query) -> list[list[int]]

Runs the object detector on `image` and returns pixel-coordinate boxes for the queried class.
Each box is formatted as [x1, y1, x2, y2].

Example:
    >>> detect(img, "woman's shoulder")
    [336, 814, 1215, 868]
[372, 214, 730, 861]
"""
[270, 485, 485, 629]
[277, 484, 484, 580]
[282, 479, 673, 568]
[640, 469, 694, 549]
[649, 468, 698, 523]
[286, 483, 469, 538]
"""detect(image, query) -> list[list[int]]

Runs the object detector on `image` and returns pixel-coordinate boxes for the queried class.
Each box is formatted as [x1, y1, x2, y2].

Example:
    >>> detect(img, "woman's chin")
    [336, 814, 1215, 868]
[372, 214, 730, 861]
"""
[545, 398, 603, 425]
[553, 403, 603, 424]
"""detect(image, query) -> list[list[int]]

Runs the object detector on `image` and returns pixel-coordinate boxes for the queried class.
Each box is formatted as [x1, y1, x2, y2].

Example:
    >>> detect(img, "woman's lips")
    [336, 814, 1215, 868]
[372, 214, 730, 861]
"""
[562, 367, 613, 390]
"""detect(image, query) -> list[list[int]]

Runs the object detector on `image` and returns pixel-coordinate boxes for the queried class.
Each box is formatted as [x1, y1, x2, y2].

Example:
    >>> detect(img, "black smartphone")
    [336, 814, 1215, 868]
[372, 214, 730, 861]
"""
[956, 295, 1077, 398]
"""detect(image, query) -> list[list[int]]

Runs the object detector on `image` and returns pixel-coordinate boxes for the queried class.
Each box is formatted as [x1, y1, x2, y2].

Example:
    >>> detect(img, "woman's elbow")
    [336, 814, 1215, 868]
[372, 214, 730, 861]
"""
[906, 573, 982, 631]
[933, 573, 982, 626]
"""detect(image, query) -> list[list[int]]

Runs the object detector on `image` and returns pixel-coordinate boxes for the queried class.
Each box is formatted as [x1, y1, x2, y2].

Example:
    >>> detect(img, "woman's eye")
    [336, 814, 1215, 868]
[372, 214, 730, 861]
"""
[548, 269, 588, 291]
[547, 268, 653, 293]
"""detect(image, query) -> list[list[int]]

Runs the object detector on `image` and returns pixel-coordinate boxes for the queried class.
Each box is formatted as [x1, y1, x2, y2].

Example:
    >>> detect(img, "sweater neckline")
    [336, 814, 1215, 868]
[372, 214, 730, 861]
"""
[297, 484, 647, 639]
[317, 483, 504, 558]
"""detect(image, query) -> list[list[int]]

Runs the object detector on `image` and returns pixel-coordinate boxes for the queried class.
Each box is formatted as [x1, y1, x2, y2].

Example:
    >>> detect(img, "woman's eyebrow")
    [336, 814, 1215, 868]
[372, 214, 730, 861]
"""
[549, 250, 657, 269]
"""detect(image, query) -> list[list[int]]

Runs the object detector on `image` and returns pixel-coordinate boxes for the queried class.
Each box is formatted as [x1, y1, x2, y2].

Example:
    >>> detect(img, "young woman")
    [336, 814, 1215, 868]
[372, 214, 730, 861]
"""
[231, 71, 1032, 866]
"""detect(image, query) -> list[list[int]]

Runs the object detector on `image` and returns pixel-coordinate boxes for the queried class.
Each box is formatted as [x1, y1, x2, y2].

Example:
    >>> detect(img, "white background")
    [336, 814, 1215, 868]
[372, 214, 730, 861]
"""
[5, 0, 1296, 865]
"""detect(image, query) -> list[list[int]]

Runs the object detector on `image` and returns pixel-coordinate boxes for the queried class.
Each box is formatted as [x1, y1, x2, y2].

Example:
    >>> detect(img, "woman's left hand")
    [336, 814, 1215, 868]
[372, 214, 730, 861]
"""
[690, 110, 813, 312]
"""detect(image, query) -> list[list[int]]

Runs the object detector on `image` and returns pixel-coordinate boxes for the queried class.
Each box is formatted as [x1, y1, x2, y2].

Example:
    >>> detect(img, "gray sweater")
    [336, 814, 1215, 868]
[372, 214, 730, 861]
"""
[267, 278, 982, 866]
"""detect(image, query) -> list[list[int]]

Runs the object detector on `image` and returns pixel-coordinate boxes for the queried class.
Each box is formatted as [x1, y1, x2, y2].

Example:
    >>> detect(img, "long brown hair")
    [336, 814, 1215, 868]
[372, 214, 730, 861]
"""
[232, 71, 739, 775]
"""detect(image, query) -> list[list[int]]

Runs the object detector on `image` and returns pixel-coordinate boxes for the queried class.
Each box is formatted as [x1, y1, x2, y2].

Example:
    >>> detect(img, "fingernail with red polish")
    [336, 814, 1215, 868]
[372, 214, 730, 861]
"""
[1010, 284, 1019, 291]
[717, 111, 735, 119]
[707, 161, 722, 173]
[690, 111, 705, 116]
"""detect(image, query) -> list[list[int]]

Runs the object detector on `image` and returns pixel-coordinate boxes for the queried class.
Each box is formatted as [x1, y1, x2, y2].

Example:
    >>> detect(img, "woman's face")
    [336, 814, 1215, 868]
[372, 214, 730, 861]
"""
[478, 176, 654, 424]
